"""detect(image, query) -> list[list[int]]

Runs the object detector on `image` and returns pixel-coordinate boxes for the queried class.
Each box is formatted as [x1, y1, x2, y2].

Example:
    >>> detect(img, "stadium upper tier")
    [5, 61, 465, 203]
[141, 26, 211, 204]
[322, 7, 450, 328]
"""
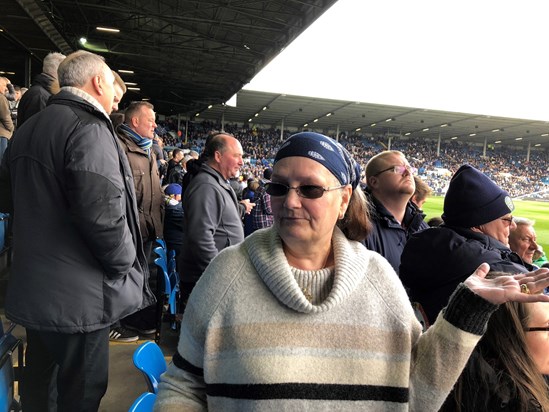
[156, 119, 549, 199]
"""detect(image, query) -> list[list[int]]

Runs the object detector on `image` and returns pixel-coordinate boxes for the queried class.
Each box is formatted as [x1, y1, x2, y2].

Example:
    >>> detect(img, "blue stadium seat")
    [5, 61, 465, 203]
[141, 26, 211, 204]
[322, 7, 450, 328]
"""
[0, 323, 21, 412]
[132, 341, 167, 394]
[128, 391, 156, 412]
[154, 256, 179, 331]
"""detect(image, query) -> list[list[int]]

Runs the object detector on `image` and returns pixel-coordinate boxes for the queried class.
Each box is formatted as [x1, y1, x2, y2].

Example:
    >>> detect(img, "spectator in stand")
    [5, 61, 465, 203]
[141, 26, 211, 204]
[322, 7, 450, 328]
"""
[411, 175, 432, 209]
[242, 178, 260, 236]
[156, 131, 549, 411]
[400, 165, 534, 326]
[0, 50, 153, 411]
[163, 183, 184, 256]
[109, 70, 126, 128]
[440, 271, 549, 411]
[165, 148, 184, 185]
[508, 217, 539, 267]
[178, 132, 254, 306]
[153, 134, 168, 180]
[113, 101, 164, 341]
[17, 52, 65, 126]
[8, 85, 22, 127]
[251, 167, 274, 233]
[0, 77, 14, 161]
[363, 151, 428, 273]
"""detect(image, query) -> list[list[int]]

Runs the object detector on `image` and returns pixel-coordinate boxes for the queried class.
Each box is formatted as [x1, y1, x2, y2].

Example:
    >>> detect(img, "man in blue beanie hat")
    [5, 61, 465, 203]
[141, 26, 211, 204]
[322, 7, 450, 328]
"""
[399, 164, 534, 327]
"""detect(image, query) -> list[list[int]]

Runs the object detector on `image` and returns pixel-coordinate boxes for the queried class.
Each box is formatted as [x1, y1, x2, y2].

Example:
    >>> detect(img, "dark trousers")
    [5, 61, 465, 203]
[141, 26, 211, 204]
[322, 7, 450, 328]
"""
[22, 327, 110, 412]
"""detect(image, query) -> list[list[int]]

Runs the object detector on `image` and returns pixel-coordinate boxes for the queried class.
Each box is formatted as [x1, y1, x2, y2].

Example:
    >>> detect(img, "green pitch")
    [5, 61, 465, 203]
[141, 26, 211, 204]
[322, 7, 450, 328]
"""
[422, 196, 549, 254]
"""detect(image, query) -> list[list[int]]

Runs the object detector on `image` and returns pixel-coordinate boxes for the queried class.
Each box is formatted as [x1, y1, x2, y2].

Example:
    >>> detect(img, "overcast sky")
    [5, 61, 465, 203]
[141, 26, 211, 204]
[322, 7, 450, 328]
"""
[245, 0, 549, 121]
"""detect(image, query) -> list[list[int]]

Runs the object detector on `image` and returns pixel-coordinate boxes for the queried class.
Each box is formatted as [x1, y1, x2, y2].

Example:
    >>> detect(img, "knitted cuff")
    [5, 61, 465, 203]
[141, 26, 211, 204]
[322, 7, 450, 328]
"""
[442, 283, 499, 335]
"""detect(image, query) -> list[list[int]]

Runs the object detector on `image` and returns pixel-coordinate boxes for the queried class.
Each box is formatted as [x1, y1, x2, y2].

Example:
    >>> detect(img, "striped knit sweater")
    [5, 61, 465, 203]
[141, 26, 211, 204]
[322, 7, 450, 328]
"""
[155, 227, 497, 411]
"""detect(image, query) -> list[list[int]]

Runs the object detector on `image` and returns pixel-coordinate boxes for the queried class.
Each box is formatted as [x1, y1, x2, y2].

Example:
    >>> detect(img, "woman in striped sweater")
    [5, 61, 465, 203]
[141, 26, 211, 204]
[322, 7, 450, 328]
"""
[155, 132, 549, 411]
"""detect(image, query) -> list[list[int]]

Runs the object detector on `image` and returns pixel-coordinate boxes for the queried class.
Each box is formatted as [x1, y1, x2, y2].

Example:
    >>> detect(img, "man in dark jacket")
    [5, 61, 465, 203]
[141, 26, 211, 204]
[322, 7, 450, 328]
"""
[179, 133, 254, 304]
[400, 165, 530, 326]
[17, 52, 65, 126]
[363, 150, 428, 273]
[0, 50, 154, 411]
[165, 148, 184, 185]
[115, 101, 164, 338]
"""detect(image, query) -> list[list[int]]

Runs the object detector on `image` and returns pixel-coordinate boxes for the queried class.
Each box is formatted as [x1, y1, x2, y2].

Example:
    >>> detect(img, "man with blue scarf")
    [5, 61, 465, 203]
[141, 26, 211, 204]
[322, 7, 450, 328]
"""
[113, 100, 164, 340]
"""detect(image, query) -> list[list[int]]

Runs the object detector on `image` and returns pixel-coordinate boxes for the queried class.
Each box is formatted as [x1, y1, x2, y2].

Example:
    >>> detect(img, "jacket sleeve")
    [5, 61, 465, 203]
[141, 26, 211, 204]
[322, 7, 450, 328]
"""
[0, 96, 14, 134]
[64, 122, 136, 279]
[184, 179, 229, 275]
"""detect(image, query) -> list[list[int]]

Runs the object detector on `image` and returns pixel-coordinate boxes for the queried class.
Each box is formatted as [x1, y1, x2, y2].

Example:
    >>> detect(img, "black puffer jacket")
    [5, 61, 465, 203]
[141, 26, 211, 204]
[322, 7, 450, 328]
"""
[400, 225, 530, 325]
[1, 90, 155, 333]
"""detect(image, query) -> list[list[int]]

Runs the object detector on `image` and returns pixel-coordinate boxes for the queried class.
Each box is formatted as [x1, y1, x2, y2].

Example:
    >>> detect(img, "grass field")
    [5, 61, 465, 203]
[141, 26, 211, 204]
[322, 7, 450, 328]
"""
[422, 196, 549, 254]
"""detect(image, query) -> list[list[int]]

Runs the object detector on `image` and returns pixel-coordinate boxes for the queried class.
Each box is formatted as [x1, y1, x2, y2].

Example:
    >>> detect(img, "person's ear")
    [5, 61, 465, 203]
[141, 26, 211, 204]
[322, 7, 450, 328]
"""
[130, 116, 139, 129]
[91, 75, 103, 95]
[214, 150, 222, 163]
[339, 185, 352, 218]
[367, 176, 378, 189]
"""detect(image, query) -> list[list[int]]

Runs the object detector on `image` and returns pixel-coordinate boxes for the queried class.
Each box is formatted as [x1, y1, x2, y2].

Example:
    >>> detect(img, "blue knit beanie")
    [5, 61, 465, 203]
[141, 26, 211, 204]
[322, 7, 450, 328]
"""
[442, 165, 514, 227]
[165, 183, 182, 196]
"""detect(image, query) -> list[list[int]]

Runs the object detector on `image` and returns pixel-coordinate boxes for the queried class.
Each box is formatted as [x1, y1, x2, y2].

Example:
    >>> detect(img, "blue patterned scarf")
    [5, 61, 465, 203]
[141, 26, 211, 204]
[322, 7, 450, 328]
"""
[118, 123, 153, 157]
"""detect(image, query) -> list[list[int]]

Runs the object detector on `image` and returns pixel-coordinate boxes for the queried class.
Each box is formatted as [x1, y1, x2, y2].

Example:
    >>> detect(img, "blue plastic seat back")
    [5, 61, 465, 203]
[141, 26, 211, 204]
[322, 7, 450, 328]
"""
[155, 238, 166, 250]
[153, 246, 167, 262]
[132, 341, 167, 394]
[128, 391, 157, 412]
[153, 258, 171, 296]
[0, 331, 20, 412]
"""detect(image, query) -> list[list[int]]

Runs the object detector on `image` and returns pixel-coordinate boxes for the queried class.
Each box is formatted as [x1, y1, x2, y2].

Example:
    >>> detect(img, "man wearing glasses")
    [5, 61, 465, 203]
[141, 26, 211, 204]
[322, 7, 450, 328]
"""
[363, 150, 428, 273]
[400, 164, 531, 326]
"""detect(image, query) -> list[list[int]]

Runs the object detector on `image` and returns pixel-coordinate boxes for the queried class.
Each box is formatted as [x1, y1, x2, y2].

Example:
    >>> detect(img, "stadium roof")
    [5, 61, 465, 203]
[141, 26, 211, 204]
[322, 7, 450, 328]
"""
[202, 89, 549, 149]
[0, 0, 337, 114]
[1, 0, 549, 150]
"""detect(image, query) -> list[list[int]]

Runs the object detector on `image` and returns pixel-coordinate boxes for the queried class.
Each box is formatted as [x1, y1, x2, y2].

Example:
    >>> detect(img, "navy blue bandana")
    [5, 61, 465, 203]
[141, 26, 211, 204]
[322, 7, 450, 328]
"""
[274, 132, 361, 189]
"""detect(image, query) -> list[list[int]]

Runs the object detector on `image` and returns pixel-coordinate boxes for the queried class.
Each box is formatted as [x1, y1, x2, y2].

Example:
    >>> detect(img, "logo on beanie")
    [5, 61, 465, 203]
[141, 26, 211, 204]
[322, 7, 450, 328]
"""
[505, 196, 515, 212]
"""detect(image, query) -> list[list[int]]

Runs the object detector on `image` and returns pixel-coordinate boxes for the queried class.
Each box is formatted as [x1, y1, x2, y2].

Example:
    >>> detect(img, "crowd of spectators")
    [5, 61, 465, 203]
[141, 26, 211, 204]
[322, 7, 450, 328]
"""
[154, 119, 549, 198]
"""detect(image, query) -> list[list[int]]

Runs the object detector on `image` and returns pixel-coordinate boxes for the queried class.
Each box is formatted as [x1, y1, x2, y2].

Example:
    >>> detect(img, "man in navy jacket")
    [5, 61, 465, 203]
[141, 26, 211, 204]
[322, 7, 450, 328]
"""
[363, 150, 428, 273]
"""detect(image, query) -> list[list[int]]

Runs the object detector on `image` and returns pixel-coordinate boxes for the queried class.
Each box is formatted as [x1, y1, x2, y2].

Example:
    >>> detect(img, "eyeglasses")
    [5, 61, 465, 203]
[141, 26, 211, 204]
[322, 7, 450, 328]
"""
[265, 182, 345, 199]
[524, 326, 549, 332]
[374, 165, 417, 177]
[500, 216, 514, 225]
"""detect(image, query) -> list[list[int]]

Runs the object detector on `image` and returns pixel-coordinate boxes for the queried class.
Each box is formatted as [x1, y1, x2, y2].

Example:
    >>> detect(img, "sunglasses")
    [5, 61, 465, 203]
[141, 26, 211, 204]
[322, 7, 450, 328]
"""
[374, 164, 417, 177]
[524, 326, 549, 332]
[265, 182, 345, 199]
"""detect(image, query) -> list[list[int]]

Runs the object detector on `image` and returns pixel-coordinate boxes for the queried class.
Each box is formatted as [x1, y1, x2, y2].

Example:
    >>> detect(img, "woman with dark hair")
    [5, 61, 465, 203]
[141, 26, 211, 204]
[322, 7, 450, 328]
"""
[441, 273, 549, 411]
[155, 132, 549, 411]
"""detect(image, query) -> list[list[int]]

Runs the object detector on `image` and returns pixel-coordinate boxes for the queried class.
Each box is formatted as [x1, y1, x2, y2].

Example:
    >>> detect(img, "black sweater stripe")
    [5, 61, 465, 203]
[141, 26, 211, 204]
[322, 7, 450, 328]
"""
[207, 383, 408, 403]
[173, 352, 204, 377]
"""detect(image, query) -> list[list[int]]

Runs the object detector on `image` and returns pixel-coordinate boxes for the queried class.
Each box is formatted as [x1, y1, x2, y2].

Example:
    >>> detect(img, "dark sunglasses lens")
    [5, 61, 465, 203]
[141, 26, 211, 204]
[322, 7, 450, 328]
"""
[265, 183, 288, 196]
[299, 185, 324, 199]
